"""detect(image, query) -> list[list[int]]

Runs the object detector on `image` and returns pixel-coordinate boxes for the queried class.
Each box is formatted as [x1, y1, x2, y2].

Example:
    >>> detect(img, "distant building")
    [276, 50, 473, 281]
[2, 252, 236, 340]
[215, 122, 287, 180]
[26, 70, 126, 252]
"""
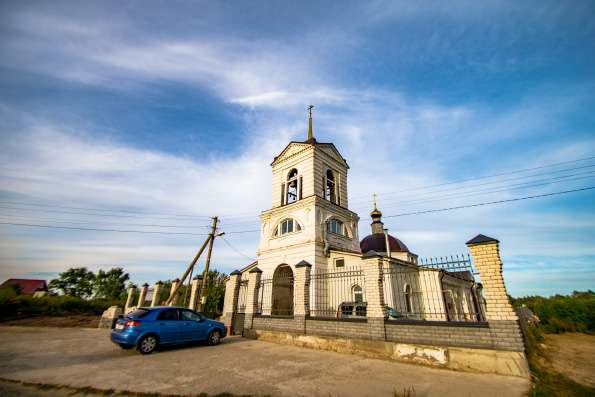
[0, 278, 48, 296]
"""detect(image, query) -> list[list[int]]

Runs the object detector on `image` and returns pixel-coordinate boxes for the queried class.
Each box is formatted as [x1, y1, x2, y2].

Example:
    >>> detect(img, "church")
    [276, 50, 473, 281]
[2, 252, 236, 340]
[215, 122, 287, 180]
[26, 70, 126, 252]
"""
[232, 109, 482, 322]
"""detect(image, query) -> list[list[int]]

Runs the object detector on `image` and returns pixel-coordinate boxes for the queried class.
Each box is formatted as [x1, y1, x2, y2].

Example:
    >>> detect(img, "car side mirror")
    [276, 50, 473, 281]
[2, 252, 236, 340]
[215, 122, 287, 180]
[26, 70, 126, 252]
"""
[198, 317, 205, 322]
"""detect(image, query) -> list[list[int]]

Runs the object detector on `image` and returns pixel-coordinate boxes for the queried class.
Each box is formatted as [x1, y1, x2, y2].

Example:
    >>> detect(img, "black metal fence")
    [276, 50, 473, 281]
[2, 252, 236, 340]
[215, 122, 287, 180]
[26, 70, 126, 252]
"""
[233, 256, 483, 322]
[309, 267, 366, 319]
[383, 265, 482, 322]
[419, 254, 476, 274]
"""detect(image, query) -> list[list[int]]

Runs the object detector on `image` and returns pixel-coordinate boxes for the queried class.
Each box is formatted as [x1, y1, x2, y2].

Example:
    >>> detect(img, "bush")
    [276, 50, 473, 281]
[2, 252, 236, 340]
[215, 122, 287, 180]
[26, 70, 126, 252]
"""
[512, 291, 595, 334]
[0, 292, 122, 320]
[0, 287, 18, 305]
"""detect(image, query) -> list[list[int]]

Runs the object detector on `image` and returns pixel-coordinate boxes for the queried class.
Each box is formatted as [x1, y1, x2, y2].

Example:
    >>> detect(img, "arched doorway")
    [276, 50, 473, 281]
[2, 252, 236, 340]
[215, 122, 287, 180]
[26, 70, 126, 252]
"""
[272, 265, 293, 316]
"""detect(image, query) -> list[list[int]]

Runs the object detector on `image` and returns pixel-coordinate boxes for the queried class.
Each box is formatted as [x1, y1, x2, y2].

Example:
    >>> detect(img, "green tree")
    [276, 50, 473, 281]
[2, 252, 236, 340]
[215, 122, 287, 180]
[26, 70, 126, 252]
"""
[161, 281, 190, 307]
[202, 270, 227, 315]
[93, 267, 129, 300]
[48, 267, 96, 298]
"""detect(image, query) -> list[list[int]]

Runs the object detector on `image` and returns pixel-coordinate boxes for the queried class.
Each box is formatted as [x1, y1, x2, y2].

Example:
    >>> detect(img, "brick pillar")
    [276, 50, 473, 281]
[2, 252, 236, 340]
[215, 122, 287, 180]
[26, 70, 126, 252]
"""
[168, 278, 180, 306]
[188, 275, 202, 311]
[467, 234, 526, 353]
[124, 284, 136, 313]
[466, 235, 517, 321]
[244, 267, 262, 335]
[362, 253, 387, 340]
[222, 270, 242, 334]
[137, 283, 148, 307]
[294, 261, 312, 334]
[151, 281, 163, 307]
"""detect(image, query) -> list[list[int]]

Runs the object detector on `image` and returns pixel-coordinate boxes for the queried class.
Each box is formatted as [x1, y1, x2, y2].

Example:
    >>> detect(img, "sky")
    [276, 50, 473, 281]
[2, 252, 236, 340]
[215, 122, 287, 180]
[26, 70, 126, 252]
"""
[0, 0, 594, 297]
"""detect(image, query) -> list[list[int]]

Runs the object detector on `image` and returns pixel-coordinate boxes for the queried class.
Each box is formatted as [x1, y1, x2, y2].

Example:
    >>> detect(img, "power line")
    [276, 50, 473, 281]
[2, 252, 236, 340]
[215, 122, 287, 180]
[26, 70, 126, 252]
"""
[1, 186, 592, 236]
[0, 214, 213, 229]
[219, 235, 256, 262]
[3, 155, 594, 230]
[352, 171, 595, 211]
[383, 186, 595, 218]
[0, 221, 212, 236]
[348, 155, 595, 202]
[0, 205, 213, 221]
[0, 199, 260, 221]
[0, 219, 261, 235]
[349, 163, 595, 206]
[0, 200, 214, 219]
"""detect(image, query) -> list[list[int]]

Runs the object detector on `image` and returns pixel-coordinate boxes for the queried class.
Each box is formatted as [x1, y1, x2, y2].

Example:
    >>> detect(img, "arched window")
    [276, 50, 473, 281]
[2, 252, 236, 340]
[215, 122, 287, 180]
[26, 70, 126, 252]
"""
[273, 218, 302, 237]
[352, 285, 363, 303]
[286, 169, 298, 204]
[326, 218, 347, 236]
[325, 169, 336, 203]
[404, 284, 412, 313]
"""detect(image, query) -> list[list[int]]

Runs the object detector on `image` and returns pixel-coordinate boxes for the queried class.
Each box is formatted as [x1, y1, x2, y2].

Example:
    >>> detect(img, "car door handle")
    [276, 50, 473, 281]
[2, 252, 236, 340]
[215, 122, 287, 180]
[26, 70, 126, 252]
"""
[159, 323, 166, 326]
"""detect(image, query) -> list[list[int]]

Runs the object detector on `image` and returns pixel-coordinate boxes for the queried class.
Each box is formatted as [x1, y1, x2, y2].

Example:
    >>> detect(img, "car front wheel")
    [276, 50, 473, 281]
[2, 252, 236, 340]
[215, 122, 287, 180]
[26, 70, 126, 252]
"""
[207, 330, 221, 346]
[138, 335, 158, 354]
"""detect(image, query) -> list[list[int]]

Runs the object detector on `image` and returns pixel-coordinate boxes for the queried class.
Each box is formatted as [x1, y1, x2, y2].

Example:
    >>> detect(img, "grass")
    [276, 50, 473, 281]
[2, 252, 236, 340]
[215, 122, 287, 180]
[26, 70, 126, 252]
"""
[393, 386, 416, 397]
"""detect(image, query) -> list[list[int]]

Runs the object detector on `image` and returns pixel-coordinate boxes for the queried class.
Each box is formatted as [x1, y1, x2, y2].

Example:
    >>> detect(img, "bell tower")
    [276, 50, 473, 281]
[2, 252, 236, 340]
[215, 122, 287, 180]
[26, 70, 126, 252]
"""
[256, 108, 361, 276]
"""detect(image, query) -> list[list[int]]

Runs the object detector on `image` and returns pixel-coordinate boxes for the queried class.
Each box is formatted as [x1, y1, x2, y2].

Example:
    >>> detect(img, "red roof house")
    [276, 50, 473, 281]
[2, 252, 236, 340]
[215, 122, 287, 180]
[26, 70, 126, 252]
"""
[0, 279, 48, 295]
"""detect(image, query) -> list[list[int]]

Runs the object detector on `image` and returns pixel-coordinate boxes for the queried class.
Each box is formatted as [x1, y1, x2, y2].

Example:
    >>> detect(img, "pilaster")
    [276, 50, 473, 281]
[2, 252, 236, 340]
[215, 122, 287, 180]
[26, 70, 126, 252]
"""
[222, 271, 242, 332]
[151, 281, 162, 307]
[244, 267, 262, 332]
[168, 278, 180, 306]
[466, 235, 517, 321]
[137, 283, 148, 307]
[467, 235, 526, 354]
[188, 275, 202, 311]
[362, 253, 387, 340]
[124, 284, 136, 313]
[294, 261, 312, 317]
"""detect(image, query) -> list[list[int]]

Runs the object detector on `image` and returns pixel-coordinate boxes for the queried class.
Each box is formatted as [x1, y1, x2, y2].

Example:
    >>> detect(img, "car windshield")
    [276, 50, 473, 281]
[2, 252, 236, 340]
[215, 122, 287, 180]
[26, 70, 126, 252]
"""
[127, 308, 151, 318]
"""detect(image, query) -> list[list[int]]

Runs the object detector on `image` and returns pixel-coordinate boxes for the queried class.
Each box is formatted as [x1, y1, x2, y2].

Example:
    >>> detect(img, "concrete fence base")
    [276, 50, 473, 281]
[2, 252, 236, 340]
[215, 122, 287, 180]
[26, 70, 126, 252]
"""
[245, 329, 529, 378]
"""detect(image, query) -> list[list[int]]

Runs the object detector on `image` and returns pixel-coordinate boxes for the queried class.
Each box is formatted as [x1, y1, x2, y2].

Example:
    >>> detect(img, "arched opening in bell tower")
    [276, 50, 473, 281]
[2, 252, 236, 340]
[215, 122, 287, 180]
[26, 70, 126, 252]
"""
[286, 168, 299, 204]
[325, 169, 336, 203]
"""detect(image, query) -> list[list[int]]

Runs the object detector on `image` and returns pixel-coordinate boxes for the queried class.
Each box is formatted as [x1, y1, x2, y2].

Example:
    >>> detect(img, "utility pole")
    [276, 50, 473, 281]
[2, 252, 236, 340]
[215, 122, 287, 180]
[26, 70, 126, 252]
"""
[197, 216, 219, 312]
[164, 216, 219, 306]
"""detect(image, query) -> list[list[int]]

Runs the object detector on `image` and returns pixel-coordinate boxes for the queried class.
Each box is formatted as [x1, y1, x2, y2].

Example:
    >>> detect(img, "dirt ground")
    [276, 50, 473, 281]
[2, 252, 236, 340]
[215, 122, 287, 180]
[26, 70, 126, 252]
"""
[0, 315, 99, 328]
[0, 326, 530, 397]
[544, 332, 595, 387]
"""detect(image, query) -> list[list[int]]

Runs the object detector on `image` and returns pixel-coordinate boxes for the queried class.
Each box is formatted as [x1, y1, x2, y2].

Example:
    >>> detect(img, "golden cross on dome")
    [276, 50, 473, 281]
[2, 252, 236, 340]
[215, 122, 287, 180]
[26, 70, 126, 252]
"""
[372, 193, 377, 210]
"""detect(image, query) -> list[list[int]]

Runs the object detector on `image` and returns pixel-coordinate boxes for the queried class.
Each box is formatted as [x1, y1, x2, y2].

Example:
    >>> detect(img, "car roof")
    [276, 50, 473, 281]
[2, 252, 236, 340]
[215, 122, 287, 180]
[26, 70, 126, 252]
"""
[138, 306, 192, 310]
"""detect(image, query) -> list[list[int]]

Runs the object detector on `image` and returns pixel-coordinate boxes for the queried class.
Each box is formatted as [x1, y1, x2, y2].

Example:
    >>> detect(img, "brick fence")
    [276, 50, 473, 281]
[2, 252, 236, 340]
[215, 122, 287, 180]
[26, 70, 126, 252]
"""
[224, 234, 528, 376]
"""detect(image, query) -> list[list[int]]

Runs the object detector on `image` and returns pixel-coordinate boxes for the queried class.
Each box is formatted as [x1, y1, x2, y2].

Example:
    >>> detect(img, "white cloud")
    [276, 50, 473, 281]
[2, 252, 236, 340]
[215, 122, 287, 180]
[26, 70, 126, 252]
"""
[1, 2, 594, 296]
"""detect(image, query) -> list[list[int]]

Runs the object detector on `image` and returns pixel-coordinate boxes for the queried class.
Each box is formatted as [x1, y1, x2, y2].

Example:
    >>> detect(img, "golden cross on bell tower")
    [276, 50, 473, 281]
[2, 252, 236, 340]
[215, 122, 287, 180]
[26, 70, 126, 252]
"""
[307, 105, 314, 141]
[372, 192, 378, 210]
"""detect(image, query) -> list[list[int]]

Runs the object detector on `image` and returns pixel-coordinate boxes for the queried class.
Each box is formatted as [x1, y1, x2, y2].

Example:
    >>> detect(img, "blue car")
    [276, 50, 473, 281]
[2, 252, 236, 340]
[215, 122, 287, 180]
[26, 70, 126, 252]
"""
[110, 306, 226, 354]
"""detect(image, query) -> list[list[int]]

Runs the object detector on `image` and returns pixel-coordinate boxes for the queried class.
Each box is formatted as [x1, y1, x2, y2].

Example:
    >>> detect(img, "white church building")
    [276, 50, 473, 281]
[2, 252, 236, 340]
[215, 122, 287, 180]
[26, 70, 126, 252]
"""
[231, 111, 483, 322]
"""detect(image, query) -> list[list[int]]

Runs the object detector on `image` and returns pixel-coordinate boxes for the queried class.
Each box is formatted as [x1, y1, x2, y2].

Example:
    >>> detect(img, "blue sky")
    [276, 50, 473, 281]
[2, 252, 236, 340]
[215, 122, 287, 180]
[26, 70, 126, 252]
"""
[0, 1, 594, 296]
